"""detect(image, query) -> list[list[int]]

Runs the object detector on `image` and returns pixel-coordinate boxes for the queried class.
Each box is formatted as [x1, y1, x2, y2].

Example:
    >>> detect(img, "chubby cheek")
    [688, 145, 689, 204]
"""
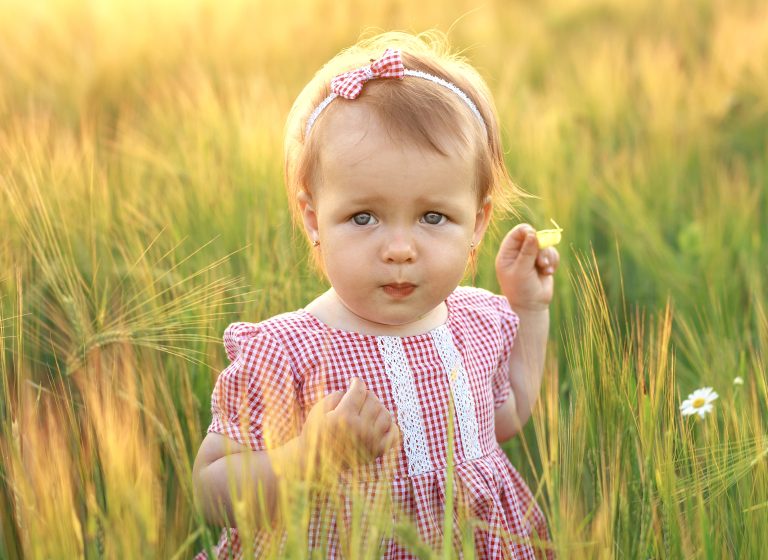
[417, 234, 470, 282]
[433, 228, 473, 262]
[321, 248, 369, 290]
[436, 249, 472, 285]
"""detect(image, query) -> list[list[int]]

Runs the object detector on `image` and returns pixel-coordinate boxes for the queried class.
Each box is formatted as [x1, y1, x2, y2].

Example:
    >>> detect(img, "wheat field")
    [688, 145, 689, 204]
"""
[1, 0, 767, 558]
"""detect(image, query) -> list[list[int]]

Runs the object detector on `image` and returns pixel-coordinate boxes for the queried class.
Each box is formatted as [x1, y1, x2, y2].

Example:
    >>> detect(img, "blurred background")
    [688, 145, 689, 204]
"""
[1, 0, 767, 557]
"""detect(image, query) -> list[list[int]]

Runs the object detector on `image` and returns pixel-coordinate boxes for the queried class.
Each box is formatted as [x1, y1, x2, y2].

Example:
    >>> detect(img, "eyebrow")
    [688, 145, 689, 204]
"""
[341, 193, 466, 212]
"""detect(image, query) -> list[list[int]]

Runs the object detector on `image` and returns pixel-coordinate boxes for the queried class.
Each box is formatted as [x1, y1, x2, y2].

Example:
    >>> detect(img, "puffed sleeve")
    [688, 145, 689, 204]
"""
[207, 322, 301, 451]
[489, 294, 519, 409]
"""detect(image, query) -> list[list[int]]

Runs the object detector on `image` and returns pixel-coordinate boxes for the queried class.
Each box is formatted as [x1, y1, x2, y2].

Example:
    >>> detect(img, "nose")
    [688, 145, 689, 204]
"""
[382, 230, 416, 263]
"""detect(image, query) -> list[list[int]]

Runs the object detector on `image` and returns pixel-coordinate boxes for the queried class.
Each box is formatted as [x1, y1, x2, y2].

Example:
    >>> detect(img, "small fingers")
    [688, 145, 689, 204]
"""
[380, 422, 401, 455]
[497, 224, 539, 271]
[372, 406, 393, 437]
[497, 223, 534, 256]
[336, 377, 368, 415]
[536, 247, 560, 275]
[511, 223, 536, 238]
[359, 390, 383, 424]
[321, 390, 345, 413]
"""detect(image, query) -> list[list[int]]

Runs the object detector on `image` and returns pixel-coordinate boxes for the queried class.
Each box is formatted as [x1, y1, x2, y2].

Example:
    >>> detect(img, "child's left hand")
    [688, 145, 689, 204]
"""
[495, 223, 560, 312]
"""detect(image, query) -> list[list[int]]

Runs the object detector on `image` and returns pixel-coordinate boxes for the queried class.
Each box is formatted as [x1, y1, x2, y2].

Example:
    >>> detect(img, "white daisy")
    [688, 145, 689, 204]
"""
[680, 387, 719, 418]
[733, 376, 744, 385]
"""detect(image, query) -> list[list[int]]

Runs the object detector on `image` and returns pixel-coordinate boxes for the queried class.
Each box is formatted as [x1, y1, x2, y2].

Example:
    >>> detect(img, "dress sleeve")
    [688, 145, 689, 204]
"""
[207, 322, 300, 451]
[489, 294, 520, 409]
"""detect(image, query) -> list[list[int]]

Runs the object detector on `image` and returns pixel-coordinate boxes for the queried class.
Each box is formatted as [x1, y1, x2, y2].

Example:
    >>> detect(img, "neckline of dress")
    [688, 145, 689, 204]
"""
[298, 294, 454, 340]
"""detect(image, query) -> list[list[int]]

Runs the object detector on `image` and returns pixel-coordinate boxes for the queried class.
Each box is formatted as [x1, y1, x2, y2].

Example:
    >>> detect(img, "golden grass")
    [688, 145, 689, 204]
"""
[2, 0, 767, 557]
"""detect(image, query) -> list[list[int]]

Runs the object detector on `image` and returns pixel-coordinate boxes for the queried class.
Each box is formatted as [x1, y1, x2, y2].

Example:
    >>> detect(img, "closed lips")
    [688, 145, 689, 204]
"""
[382, 283, 415, 296]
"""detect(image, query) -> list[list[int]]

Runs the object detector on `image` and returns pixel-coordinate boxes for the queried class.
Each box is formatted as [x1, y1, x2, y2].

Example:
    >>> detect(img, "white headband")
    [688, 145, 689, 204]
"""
[304, 49, 486, 137]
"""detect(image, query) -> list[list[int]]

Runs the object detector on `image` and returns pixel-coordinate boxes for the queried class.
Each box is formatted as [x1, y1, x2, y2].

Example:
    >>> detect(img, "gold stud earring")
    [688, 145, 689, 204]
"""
[312, 239, 320, 247]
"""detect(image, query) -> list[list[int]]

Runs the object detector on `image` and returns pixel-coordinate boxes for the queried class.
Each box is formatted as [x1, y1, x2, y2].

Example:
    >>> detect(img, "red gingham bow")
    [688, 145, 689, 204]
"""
[330, 48, 405, 99]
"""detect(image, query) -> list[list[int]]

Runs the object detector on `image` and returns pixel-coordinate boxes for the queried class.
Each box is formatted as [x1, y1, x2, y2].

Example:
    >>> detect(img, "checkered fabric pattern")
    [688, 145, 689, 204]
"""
[330, 48, 405, 99]
[195, 286, 553, 559]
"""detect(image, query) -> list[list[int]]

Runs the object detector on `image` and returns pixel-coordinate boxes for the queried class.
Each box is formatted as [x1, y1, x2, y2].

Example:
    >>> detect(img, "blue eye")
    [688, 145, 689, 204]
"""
[422, 212, 446, 225]
[352, 213, 377, 225]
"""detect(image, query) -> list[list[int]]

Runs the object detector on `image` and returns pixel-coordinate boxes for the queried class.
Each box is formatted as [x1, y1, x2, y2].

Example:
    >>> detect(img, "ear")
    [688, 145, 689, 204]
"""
[472, 196, 493, 246]
[297, 190, 320, 244]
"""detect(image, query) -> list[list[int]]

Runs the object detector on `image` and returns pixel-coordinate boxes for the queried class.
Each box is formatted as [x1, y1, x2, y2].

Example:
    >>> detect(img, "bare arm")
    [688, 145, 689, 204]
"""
[494, 308, 549, 442]
[494, 393, 519, 443]
[192, 432, 307, 528]
[494, 223, 558, 442]
[192, 380, 400, 528]
[508, 308, 549, 428]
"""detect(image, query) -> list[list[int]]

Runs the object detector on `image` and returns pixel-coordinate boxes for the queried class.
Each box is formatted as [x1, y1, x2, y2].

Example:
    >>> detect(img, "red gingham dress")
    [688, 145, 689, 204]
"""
[196, 286, 551, 559]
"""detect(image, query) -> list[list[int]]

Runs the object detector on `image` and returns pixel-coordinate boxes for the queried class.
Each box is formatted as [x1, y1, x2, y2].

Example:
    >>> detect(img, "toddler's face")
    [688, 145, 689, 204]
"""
[301, 105, 490, 328]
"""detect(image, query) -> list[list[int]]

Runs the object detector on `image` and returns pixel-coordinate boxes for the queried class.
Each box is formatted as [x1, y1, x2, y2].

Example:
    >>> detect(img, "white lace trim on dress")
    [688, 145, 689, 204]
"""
[431, 325, 483, 461]
[377, 337, 434, 476]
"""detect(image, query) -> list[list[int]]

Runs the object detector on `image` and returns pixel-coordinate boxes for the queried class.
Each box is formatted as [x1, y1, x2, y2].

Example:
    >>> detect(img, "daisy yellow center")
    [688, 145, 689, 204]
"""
[692, 397, 706, 408]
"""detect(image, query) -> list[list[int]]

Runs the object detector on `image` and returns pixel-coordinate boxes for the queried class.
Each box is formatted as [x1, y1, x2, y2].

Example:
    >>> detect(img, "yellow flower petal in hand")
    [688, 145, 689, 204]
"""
[536, 219, 563, 249]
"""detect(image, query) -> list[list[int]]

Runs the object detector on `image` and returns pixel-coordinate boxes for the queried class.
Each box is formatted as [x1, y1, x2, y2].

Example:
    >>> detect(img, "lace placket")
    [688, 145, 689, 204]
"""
[376, 337, 434, 476]
[430, 326, 483, 461]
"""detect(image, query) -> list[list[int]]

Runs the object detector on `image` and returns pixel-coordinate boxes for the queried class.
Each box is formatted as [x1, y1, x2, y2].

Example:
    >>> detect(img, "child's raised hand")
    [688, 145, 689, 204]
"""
[301, 377, 400, 470]
[495, 223, 560, 312]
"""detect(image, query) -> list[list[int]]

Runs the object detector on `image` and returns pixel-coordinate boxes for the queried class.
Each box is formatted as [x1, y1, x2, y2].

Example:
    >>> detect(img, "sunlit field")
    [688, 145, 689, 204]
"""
[1, 0, 767, 557]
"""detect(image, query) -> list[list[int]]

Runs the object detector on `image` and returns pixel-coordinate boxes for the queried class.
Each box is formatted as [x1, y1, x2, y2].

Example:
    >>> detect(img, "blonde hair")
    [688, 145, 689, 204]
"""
[284, 30, 521, 245]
